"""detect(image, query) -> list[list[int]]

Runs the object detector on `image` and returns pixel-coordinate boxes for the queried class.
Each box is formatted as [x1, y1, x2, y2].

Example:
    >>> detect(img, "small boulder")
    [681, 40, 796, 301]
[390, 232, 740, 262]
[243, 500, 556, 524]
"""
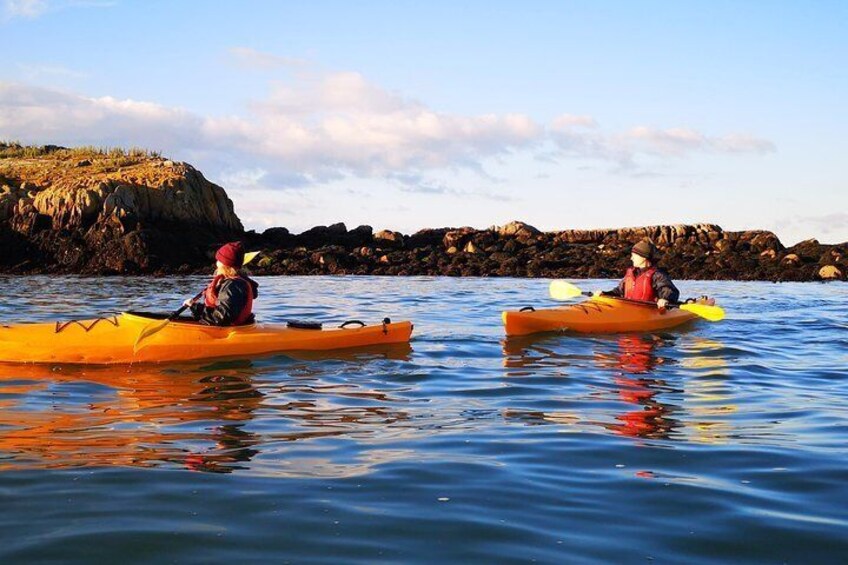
[819, 265, 842, 280]
[346, 225, 373, 246]
[443, 227, 476, 249]
[262, 226, 291, 246]
[297, 223, 348, 246]
[256, 256, 273, 268]
[714, 239, 732, 252]
[497, 220, 540, 239]
[374, 229, 400, 241]
[407, 228, 450, 248]
[781, 253, 800, 265]
[373, 229, 404, 248]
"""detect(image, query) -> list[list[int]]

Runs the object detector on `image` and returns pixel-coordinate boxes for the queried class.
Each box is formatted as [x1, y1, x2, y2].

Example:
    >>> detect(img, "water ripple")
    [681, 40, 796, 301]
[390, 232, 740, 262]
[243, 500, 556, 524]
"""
[0, 277, 846, 562]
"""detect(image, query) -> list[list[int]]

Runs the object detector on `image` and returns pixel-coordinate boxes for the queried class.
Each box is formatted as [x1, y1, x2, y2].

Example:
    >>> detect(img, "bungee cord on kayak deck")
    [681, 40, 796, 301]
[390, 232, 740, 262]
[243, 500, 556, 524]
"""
[54, 315, 120, 334]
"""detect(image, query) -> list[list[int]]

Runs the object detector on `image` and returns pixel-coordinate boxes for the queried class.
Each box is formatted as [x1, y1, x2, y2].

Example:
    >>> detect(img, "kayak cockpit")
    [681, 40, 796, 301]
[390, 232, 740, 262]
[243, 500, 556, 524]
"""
[122, 311, 257, 327]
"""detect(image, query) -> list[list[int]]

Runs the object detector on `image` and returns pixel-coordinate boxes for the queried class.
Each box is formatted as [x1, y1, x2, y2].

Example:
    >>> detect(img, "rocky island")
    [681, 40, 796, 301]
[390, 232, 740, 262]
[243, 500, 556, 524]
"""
[1, 144, 844, 281]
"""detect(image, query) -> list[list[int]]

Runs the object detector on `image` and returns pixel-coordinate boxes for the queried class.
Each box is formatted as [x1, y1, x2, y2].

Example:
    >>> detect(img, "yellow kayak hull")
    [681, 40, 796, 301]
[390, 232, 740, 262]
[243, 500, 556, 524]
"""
[503, 296, 703, 337]
[0, 312, 414, 365]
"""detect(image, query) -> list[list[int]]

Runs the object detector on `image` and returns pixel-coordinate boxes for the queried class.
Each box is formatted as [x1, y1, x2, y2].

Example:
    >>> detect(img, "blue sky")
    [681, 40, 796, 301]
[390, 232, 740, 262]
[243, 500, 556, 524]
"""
[1, 0, 845, 244]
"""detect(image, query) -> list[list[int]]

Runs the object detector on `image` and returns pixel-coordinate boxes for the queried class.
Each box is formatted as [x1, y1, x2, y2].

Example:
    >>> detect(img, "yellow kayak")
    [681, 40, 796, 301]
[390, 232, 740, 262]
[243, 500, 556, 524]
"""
[503, 295, 709, 337]
[0, 312, 414, 364]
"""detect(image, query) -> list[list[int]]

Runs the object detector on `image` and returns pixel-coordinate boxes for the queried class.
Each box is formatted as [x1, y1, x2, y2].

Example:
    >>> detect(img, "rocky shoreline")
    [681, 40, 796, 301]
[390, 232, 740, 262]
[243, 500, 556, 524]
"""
[0, 144, 844, 281]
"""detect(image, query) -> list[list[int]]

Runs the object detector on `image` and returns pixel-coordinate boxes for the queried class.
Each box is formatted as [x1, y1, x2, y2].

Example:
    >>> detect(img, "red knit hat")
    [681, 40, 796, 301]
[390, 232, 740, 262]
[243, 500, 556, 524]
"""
[215, 241, 245, 268]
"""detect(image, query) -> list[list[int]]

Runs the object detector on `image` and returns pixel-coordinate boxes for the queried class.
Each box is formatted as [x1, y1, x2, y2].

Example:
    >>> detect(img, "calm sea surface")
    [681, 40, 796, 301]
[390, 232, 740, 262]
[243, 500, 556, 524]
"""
[0, 276, 846, 563]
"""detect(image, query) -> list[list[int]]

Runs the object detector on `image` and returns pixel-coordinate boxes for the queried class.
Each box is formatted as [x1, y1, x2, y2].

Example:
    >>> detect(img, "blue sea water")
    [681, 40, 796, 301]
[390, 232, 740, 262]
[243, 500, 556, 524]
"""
[0, 276, 845, 563]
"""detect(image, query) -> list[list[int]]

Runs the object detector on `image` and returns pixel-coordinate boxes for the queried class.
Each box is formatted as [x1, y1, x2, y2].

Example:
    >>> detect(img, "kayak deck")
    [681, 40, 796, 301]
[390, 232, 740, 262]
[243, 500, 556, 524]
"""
[0, 312, 414, 365]
[502, 296, 705, 337]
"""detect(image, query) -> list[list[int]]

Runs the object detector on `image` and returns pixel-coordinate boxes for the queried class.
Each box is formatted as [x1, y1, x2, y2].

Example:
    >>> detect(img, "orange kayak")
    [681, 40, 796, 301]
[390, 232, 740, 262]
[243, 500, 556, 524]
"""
[0, 312, 413, 365]
[503, 295, 707, 337]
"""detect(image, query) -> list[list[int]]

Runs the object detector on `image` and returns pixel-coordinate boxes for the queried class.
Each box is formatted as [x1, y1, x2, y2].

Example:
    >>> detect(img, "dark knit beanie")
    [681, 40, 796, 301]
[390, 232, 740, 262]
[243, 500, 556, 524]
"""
[631, 240, 658, 260]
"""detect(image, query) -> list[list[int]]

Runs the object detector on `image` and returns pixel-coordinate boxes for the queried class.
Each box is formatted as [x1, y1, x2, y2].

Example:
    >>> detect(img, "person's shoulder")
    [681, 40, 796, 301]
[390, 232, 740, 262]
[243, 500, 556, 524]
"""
[219, 277, 249, 294]
[654, 267, 674, 278]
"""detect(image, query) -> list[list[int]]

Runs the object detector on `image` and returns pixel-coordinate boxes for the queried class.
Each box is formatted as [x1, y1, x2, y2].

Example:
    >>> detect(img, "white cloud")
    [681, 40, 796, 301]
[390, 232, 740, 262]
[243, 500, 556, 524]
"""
[619, 126, 775, 157]
[548, 118, 775, 165]
[3, 0, 47, 18]
[0, 56, 776, 193]
[550, 114, 597, 130]
[208, 70, 543, 178]
[218, 167, 312, 191]
[779, 213, 848, 242]
[3, 0, 113, 19]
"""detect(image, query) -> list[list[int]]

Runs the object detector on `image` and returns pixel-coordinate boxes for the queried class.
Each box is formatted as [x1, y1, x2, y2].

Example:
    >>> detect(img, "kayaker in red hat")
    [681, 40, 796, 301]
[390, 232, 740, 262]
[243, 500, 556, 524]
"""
[595, 239, 680, 309]
[184, 241, 259, 326]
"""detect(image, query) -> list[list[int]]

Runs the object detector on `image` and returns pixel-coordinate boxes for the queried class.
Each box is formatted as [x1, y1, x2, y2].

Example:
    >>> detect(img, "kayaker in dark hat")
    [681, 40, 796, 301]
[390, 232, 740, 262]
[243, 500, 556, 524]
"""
[595, 239, 680, 309]
[184, 241, 259, 326]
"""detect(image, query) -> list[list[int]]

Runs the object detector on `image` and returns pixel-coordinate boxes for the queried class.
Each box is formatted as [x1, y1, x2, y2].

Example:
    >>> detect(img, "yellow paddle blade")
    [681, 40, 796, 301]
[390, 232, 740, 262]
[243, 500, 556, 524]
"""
[549, 280, 584, 300]
[132, 318, 171, 354]
[244, 250, 260, 265]
[680, 303, 725, 322]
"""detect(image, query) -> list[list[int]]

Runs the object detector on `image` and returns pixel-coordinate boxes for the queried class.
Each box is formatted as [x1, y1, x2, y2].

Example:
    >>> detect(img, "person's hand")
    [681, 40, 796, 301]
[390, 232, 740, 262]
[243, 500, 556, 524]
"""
[592, 289, 604, 297]
[183, 297, 197, 308]
[656, 298, 668, 309]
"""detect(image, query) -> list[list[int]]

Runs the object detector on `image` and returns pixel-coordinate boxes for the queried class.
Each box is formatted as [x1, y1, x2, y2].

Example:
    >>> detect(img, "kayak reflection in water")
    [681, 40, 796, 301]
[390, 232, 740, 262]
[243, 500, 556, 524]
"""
[184, 241, 260, 326]
[594, 239, 680, 310]
[603, 335, 679, 440]
[0, 362, 264, 473]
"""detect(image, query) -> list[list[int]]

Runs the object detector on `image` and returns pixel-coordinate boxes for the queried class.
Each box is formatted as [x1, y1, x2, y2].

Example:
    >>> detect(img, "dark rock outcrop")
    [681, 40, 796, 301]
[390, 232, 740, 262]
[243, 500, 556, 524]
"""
[245, 221, 846, 281]
[1, 144, 844, 280]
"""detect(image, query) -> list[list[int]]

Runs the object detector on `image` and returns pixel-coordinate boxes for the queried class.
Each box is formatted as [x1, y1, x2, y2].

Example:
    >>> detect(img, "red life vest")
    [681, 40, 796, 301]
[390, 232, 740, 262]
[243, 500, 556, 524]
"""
[623, 266, 657, 302]
[204, 274, 256, 325]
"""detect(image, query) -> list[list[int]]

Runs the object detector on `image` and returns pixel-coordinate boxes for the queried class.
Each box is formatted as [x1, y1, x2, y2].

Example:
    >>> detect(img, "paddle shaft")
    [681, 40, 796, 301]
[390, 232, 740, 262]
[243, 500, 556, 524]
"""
[556, 282, 693, 307]
[599, 292, 690, 308]
[170, 290, 204, 319]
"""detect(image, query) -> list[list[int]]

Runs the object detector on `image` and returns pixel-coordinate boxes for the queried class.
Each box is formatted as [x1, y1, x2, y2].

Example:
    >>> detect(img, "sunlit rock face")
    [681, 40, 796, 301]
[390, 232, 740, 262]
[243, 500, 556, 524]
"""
[0, 145, 242, 273]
